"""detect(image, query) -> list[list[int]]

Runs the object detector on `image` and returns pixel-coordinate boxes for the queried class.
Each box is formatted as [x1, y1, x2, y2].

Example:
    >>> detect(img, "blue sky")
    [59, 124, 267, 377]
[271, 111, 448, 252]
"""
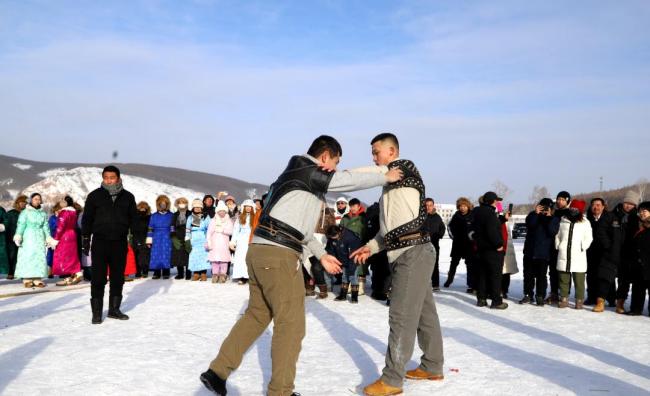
[1, 0, 649, 204]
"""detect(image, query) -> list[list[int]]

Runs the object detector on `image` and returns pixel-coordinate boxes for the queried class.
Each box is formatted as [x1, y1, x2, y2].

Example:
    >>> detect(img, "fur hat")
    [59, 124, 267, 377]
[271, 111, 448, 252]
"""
[175, 197, 189, 208]
[192, 199, 203, 209]
[13, 195, 28, 210]
[241, 199, 256, 213]
[224, 195, 236, 203]
[137, 201, 151, 215]
[156, 195, 171, 212]
[336, 197, 348, 204]
[622, 190, 641, 206]
[456, 197, 473, 210]
[216, 200, 228, 213]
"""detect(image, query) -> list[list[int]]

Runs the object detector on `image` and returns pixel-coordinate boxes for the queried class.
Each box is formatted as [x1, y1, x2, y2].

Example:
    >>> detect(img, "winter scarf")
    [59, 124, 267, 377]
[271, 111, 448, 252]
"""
[102, 180, 123, 202]
[565, 208, 584, 223]
[212, 213, 229, 233]
[192, 213, 202, 228]
[177, 209, 187, 226]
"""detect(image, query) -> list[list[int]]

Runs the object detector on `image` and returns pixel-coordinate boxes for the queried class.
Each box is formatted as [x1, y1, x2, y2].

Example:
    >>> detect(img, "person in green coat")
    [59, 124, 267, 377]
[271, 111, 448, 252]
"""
[13, 193, 57, 288]
[0, 205, 9, 275]
[5, 195, 27, 279]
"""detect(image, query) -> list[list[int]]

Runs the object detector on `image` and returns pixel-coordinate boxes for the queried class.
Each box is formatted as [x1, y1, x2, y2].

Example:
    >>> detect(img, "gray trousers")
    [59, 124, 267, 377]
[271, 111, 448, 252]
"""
[381, 243, 444, 387]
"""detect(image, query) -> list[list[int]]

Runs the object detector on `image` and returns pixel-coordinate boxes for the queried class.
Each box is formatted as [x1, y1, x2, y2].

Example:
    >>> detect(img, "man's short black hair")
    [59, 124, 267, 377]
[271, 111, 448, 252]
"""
[371, 133, 399, 149]
[591, 197, 606, 206]
[425, 197, 435, 204]
[102, 165, 121, 178]
[307, 135, 342, 158]
[326, 225, 341, 239]
[348, 198, 361, 206]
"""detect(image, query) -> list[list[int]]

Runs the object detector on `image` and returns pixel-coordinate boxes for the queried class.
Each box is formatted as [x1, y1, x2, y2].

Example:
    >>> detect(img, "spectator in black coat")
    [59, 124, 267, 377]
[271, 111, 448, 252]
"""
[612, 190, 640, 313]
[365, 202, 390, 301]
[587, 198, 623, 312]
[132, 201, 151, 278]
[422, 198, 446, 291]
[82, 165, 137, 324]
[628, 201, 650, 315]
[471, 191, 507, 309]
[445, 197, 474, 290]
[519, 198, 560, 306]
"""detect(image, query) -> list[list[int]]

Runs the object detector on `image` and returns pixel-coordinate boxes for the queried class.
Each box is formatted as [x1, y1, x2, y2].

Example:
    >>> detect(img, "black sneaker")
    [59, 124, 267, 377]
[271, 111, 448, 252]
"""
[518, 295, 532, 304]
[200, 369, 227, 395]
[490, 302, 509, 310]
[477, 299, 488, 307]
[535, 296, 545, 306]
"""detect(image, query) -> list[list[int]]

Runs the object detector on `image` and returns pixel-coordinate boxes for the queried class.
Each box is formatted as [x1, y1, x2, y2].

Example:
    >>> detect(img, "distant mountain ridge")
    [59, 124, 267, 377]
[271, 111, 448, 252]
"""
[0, 153, 270, 207]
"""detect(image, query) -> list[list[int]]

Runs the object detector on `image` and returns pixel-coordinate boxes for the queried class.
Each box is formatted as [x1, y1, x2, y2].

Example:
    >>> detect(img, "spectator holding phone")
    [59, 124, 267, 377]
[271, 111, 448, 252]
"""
[519, 197, 560, 306]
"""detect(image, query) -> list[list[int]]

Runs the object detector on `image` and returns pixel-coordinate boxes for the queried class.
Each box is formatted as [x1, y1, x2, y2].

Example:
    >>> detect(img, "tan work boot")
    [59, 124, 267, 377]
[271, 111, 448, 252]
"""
[575, 299, 584, 309]
[615, 299, 625, 314]
[405, 367, 444, 381]
[200, 273, 208, 282]
[558, 297, 569, 309]
[192, 273, 200, 281]
[363, 379, 403, 396]
[592, 297, 606, 313]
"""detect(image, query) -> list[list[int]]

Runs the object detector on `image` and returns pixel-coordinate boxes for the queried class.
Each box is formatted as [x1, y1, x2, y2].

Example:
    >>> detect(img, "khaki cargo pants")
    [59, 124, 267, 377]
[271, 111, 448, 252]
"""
[209, 244, 305, 396]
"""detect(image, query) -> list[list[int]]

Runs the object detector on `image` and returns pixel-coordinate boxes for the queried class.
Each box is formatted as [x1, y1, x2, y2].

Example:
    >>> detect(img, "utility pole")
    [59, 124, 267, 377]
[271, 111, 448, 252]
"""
[599, 176, 603, 192]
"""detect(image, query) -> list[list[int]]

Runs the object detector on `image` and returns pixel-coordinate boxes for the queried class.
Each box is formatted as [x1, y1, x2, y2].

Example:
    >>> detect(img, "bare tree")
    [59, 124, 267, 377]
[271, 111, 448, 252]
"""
[529, 185, 549, 204]
[492, 180, 512, 201]
[246, 188, 257, 199]
[636, 178, 648, 201]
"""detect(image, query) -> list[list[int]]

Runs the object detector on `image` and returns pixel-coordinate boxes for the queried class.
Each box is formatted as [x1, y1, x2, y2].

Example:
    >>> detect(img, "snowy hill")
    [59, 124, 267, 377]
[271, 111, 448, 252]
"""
[24, 167, 208, 208]
[0, 153, 270, 207]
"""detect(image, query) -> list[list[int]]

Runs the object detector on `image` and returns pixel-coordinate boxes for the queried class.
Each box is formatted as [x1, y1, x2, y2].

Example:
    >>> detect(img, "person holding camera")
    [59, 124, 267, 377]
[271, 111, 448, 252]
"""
[519, 198, 560, 306]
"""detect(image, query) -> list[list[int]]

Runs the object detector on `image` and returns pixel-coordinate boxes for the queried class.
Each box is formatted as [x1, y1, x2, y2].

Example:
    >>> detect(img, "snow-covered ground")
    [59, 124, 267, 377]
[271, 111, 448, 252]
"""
[1, 239, 649, 396]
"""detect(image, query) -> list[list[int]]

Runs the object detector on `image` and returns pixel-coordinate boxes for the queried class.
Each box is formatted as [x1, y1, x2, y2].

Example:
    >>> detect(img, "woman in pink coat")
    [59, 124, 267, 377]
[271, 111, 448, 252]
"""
[207, 201, 234, 283]
[54, 196, 83, 286]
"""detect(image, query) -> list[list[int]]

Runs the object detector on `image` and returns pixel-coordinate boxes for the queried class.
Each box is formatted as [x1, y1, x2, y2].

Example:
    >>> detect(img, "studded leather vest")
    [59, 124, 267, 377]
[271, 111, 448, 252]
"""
[254, 155, 334, 253]
[383, 159, 431, 251]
